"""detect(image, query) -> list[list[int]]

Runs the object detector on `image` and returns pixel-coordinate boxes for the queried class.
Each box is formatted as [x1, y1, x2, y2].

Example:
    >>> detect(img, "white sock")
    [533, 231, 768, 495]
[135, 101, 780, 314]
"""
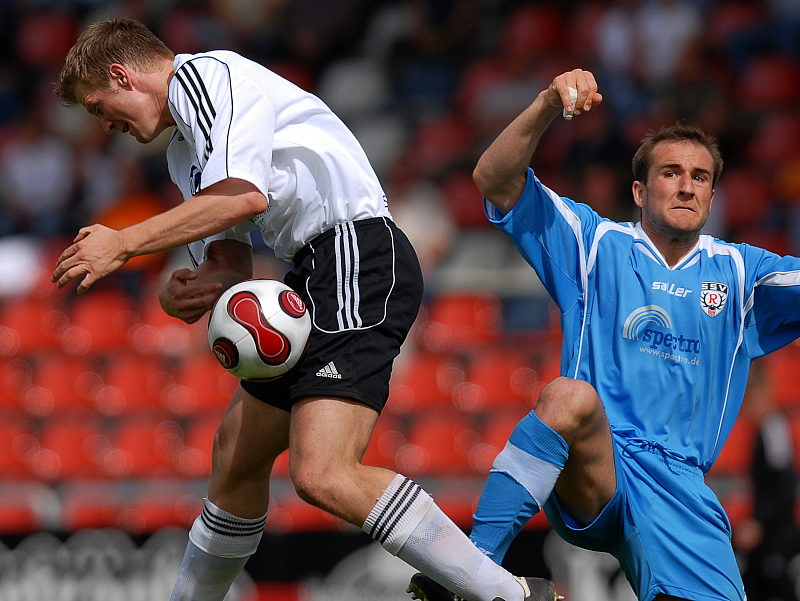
[169, 499, 267, 601]
[362, 475, 525, 601]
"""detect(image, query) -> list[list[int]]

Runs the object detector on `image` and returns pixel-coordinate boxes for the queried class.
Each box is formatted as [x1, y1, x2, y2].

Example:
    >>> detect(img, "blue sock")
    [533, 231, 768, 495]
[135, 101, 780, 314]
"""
[469, 411, 569, 563]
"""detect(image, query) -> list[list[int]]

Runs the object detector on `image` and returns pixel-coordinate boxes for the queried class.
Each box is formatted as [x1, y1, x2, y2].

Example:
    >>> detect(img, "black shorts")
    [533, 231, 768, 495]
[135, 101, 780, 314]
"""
[241, 217, 423, 412]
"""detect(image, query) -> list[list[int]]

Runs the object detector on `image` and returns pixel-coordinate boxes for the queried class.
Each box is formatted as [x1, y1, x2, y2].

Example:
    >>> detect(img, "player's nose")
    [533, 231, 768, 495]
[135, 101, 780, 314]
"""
[678, 172, 695, 197]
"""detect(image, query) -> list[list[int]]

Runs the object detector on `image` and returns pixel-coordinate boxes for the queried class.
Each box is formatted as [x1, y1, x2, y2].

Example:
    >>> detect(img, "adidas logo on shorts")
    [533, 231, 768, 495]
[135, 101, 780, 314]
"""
[316, 361, 342, 379]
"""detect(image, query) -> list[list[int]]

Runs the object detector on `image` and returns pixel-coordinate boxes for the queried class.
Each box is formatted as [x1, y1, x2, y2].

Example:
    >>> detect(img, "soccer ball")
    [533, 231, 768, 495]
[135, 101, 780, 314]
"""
[208, 279, 312, 380]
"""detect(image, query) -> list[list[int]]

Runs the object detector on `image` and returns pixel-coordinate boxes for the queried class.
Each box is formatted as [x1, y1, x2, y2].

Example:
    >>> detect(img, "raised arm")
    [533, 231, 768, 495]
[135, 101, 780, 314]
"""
[473, 69, 602, 214]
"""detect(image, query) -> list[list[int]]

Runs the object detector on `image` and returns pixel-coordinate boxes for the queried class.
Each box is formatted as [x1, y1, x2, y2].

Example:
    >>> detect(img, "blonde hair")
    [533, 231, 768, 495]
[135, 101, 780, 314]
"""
[55, 17, 173, 105]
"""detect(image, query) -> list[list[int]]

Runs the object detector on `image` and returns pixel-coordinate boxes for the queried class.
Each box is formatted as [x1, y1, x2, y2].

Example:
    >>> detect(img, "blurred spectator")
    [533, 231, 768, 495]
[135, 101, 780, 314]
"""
[283, 0, 375, 78]
[735, 362, 800, 601]
[636, 0, 703, 88]
[0, 107, 76, 237]
[387, 0, 480, 118]
[385, 154, 456, 278]
[594, 0, 650, 119]
[656, 38, 729, 137]
[159, 0, 236, 54]
[89, 159, 170, 300]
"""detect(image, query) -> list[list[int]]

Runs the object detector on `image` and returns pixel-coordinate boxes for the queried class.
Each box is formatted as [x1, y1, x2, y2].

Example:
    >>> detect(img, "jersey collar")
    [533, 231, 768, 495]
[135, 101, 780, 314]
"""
[633, 222, 701, 270]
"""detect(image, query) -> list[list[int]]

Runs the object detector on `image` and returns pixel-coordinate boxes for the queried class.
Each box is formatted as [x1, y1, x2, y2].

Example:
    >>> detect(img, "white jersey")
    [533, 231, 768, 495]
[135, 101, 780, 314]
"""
[165, 51, 390, 263]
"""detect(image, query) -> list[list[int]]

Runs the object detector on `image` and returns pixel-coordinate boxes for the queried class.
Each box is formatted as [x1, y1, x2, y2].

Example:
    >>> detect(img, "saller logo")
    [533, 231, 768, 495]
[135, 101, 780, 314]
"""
[700, 282, 728, 317]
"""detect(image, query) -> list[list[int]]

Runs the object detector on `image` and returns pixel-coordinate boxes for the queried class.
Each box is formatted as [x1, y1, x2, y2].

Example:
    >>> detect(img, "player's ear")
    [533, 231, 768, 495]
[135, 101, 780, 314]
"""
[108, 64, 131, 89]
[632, 180, 645, 209]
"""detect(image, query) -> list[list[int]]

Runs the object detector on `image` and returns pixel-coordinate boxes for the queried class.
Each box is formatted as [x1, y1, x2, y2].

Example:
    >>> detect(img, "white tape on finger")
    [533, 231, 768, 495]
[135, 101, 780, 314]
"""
[563, 86, 578, 119]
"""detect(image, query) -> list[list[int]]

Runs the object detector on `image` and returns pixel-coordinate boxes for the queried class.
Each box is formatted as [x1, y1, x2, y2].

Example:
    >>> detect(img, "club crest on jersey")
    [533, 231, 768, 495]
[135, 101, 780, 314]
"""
[189, 165, 202, 195]
[700, 282, 728, 317]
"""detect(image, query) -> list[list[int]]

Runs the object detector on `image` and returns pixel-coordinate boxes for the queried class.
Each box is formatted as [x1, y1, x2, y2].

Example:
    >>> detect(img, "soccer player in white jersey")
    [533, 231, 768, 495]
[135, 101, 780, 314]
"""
[52, 17, 558, 601]
[406, 69, 800, 601]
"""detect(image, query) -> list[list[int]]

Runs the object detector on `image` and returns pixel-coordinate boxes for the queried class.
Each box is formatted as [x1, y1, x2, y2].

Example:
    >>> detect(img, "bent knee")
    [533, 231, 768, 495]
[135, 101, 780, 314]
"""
[291, 462, 351, 509]
[537, 377, 603, 432]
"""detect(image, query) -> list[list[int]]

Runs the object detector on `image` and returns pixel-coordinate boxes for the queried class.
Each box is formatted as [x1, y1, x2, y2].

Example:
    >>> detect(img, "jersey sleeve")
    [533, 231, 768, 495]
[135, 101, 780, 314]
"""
[485, 168, 603, 311]
[743, 246, 800, 357]
[169, 56, 273, 197]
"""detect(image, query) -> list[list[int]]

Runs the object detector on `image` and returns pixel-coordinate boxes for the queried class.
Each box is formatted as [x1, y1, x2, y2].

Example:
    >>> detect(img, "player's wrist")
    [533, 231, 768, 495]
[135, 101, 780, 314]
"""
[116, 227, 136, 261]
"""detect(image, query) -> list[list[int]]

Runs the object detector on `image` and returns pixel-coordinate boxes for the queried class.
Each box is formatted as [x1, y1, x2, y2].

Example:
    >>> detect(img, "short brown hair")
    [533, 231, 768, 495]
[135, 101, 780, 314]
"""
[55, 17, 173, 105]
[632, 123, 724, 188]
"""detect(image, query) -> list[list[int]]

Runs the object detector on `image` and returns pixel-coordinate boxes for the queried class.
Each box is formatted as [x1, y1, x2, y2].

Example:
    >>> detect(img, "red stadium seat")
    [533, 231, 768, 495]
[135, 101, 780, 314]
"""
[467, 412, 523, 474]
[500, 4, 565, 60]
[764, 347, 800, 409]
[266, 494, 339, 533]
[455, 58, 509, 118]
[418, 293, 502, 352]
[453, 350, 538, 414]
[434, 491, 480, 529]
[407, 115, 474, 176]
[717, 169, 771, 231]
[441, 171, 491, 229]
[17, 12, 78, 68]
[94, 353, 172, 416]
[129, 295, 203, 357]
[0, 296, 69, 356]
[176, 413, 222, 478]
[721, 490, 753, 529]
[161, 354, 239, 416]
[28, 416, 108, 480]
[61, 289, 140, 355]
[0, 416, 38, 478]
[394, 412, 479, 476]
[361, 414, 405, 470]
[708, 417, 756, 477]
[102, 416, 183, 478]
[705, 2, 764, 46]
[23, 354, 102, 417]
[386, 351, 465, 415]
[746, 114, 800, 167]
[0, 358, 33, 412]
[737, 56, 800, 111]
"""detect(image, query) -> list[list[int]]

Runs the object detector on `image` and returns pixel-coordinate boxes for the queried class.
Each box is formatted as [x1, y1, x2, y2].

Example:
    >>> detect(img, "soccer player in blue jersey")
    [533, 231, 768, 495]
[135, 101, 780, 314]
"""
[407, 68, 800, 601]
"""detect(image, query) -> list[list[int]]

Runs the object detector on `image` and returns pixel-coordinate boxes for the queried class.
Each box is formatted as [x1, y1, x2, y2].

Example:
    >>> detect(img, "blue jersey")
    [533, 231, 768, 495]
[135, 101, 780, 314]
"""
[488, 169, 800, 472]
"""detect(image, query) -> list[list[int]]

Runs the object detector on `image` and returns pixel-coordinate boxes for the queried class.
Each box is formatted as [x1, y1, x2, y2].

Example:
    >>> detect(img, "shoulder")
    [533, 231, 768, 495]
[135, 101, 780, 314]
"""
[170, 52, 241, 109]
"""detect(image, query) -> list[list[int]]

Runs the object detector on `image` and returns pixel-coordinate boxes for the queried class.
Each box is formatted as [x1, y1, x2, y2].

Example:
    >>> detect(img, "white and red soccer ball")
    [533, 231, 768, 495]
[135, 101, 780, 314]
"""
[208, 279, 312, 380]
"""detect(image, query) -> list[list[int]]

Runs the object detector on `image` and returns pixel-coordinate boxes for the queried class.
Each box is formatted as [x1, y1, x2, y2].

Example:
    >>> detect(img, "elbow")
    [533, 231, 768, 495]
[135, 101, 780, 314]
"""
[472, 163, 496, 199]
[244, 190, 268, 218]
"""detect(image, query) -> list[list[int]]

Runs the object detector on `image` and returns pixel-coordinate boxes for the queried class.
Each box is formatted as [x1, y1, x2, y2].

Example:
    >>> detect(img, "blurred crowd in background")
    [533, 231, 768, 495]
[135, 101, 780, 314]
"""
[1, 0, 800, 599]
[1, 0, 800, 297]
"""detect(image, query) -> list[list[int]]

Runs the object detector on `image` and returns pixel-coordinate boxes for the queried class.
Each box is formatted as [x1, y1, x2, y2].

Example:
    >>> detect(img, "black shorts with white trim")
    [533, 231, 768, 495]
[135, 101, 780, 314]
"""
[241, 216, 423, 412]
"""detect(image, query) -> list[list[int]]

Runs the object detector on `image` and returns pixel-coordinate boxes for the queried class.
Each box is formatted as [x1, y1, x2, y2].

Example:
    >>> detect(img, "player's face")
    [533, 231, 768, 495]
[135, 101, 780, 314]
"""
[633, 140, 715, 239]
[76, 77, 165, 144]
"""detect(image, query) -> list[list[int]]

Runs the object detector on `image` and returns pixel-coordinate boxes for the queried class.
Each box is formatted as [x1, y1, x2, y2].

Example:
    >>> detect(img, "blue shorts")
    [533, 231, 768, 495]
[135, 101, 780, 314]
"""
[543, 435, 745, 601]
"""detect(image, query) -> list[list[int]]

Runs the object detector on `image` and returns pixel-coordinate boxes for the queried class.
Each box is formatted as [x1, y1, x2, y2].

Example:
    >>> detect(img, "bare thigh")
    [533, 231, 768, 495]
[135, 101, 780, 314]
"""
[535, 377, 616, 525]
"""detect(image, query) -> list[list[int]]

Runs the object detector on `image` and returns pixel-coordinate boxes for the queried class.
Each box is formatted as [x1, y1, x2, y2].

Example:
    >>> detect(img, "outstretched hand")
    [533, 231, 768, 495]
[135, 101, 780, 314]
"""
[545, 69, 603, 120]
[51, 224, 128, 294]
